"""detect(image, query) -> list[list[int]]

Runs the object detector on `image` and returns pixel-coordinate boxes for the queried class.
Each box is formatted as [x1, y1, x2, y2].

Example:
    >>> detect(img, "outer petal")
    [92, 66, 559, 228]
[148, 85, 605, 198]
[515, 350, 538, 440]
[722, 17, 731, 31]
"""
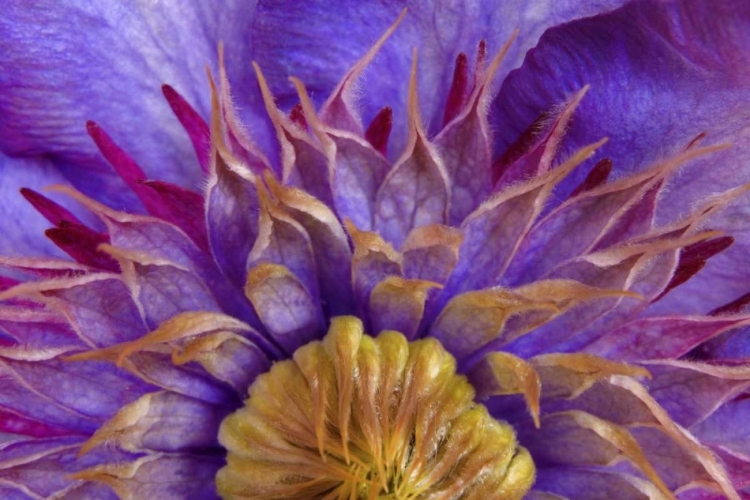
[492, 0, 750, 313]
[250, 0, 626, 155]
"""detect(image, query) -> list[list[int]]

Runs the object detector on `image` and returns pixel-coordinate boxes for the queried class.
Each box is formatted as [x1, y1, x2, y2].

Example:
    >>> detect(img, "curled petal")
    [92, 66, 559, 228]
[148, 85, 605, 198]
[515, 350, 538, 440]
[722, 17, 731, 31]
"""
[78, 391, 227, 456]
[369, 276, 440, 339]
[245, 263, 326, 355]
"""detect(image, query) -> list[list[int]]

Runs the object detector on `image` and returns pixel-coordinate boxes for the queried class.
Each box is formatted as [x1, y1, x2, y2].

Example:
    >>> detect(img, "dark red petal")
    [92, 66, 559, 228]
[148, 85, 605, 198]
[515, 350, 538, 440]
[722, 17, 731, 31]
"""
[162, 84, 211, 174]
[45, 224, 118, 272]
[569, 158, 613, 197]
[0, 276, 20, 291]
[0, 408, 73, 438]
[491, 111, 548, 184]
[476, 40, 487, 74]
[654, 236, 735, 302]
[710, 291, 750, 316]
[20, 188, 81, 227]
[442, 52, 469, 127]
[288, 102, 307, 129]
[87, 120, 148, 185]
[88, 121, 188, 223]
[685, 131, 707, 150]
[364, 106, 392, 156]
[682, 236, 735, 263]
[139, 180, 209, 252]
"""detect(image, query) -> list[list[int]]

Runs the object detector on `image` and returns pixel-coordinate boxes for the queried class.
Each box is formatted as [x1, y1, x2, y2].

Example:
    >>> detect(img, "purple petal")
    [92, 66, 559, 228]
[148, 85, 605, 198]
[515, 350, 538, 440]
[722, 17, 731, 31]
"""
[37, 275, 149, 346]
[0, 2, 276, 209]
[693, 397, 750, 459]
[582, 316, 750, 362]
[0, 358, 152, 433]
[266, 180, 355, 316]
[0, 438, 133, 498]
[645, 361, 750, 429]
[244, 264, 326, 356]
[205, 152, 261, 291]
[127, 261, 222, 330]
[75, 454, 222, 500]
[346, 223, 402, 323]
[533, 467, 659, 499]
[250, 0, 627, 156]
[124, 352, 237, 407]
[248, 188, 321, 309]
[81, 391, 228, 454]
[0, 306, 83, 353]
[0, 155, 83, 258]
[492, 0, 750, 313]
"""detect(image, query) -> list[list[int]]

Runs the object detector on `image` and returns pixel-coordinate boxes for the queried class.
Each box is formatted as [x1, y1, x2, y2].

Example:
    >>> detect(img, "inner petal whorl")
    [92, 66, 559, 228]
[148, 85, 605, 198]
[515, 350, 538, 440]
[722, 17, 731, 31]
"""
[217, 316, 534, 499]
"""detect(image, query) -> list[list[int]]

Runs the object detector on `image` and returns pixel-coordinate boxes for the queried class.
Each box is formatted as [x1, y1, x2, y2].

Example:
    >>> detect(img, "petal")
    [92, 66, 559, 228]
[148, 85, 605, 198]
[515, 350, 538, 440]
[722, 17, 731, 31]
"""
[346, 222, 403, 322]
[532, 467, 665, 500]
[582, 316, 750, 362]
[79, 391, 228, 455]
[0, 155, 85, 257]
[73, 454, 222, 500]
[21, 274, 148, 347]
[0, 438, 132, 499]
[693, 397, 750, 459]
[53, 186, 261, 328]
[645, 360, 750, 429]
[265, 179, 355, 316]
[250, 0, 628, 155]
[0, 2, 275, 208]
[244, 264, 326, 355]
[492, 0, 750, 312]
[0, 358, 153, 433]
[374, 52, 451, 248]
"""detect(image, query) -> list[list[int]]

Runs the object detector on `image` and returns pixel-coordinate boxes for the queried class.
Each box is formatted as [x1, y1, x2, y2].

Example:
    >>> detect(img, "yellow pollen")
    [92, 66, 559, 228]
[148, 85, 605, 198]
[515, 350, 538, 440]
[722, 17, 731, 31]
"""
[216, 316, 535, 499]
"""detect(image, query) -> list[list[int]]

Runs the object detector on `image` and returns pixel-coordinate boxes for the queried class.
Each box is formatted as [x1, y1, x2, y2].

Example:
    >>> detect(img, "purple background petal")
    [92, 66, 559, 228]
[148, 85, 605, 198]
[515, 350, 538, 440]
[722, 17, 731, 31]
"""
[248, 0, 627, 155]
[492, 0, 750, 314]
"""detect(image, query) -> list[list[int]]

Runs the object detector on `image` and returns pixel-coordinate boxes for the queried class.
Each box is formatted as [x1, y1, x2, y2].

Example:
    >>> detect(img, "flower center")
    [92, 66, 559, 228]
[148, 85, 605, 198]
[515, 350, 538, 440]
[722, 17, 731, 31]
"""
[216, 316, 534, 499]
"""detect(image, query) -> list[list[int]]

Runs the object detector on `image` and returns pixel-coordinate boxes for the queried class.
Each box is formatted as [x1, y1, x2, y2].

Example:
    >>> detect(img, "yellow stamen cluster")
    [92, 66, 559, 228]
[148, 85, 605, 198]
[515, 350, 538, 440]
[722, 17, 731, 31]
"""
[217, 316, 534, 499]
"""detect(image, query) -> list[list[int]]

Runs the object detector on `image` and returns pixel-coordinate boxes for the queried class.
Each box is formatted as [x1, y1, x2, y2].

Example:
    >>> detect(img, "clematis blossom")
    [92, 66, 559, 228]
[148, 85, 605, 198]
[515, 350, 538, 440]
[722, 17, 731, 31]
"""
[0, 1, 750, 499]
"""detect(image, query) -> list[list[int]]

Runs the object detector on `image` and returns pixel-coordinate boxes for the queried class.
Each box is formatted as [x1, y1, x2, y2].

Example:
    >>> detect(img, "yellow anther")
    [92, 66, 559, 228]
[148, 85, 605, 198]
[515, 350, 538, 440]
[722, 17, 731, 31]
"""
[216, 316, 534, 499]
